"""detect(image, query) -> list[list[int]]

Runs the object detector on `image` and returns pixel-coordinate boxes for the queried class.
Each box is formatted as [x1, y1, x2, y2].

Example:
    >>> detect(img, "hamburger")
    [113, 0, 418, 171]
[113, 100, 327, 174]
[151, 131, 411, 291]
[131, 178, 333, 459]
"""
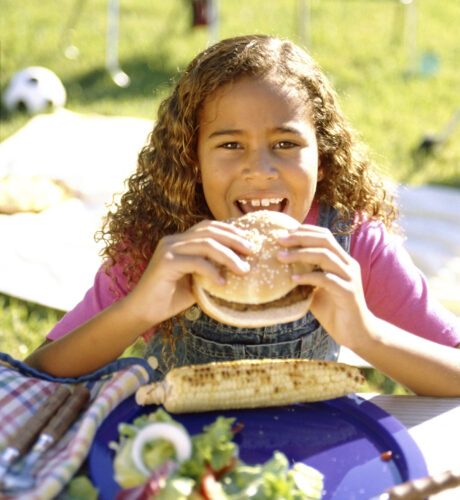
[192, 210, 315, 328]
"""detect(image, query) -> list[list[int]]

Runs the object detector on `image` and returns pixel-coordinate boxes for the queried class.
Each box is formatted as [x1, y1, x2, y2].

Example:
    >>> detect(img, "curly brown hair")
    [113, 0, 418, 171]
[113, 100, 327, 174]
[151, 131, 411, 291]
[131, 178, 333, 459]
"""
[97, 34, 397, 340]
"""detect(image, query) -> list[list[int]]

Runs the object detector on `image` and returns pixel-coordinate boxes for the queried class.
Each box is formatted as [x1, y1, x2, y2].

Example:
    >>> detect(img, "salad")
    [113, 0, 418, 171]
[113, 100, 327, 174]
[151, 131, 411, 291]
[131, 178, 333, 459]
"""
[110, 408, 324, 499]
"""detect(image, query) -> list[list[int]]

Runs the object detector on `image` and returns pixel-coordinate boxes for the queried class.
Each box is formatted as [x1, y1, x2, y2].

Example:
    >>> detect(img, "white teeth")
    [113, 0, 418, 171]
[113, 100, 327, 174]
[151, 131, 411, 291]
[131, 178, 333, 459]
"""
[238, 198, 284, 207]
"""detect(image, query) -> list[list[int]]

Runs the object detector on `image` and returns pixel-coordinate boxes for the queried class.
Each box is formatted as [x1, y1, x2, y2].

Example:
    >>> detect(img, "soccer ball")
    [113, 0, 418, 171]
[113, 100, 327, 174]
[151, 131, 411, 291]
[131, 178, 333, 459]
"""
[2, 66, 67, 115]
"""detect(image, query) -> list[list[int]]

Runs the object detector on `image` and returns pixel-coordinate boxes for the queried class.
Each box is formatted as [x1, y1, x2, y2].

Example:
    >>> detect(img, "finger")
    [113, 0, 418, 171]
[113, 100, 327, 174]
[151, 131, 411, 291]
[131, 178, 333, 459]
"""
[166, 254, 229, 286]
[192, 219, 251, 240]
[194, 219, 248, 237]
[277, 227, 350, 265]
[185, 221, 255, 255]
[277, 225, 340, 248]
[291, 269, 356, 298]
[292, 268, 347, 287]
[169, 238, 251, 276]
[291, 254, 364, 302]
[277, 246, 350, 279]
[278, 223, 329, 238]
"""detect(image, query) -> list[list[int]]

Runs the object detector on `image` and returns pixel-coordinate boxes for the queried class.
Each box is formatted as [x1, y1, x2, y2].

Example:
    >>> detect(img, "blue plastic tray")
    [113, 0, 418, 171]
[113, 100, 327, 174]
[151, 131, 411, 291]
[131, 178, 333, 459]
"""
[89, 395, 427, 499]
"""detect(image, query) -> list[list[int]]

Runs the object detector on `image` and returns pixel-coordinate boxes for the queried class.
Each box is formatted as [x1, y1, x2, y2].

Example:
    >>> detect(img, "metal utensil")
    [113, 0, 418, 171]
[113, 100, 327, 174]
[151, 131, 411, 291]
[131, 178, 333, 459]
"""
[372, 467, 460, 500]
[1, 385, 90, 492]
[0, 384, 71, 482]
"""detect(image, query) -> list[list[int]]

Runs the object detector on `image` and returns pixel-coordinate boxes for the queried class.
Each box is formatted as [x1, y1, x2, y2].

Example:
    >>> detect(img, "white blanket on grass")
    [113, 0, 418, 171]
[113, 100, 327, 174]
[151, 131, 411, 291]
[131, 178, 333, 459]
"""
[0, 109, 152, 310]
[1, 109, 459, 316]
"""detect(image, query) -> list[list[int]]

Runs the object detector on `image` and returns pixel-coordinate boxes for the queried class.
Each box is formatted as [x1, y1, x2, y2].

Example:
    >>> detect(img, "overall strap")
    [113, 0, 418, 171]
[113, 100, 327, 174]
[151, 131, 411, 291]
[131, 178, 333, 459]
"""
[316, 203, 351, 253]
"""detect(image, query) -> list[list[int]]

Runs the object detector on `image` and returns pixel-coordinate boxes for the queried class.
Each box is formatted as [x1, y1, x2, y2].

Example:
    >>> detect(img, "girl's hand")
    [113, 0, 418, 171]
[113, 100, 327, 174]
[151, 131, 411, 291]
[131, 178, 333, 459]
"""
[277, 225, 371, 349]
[124, 220, 254, 326]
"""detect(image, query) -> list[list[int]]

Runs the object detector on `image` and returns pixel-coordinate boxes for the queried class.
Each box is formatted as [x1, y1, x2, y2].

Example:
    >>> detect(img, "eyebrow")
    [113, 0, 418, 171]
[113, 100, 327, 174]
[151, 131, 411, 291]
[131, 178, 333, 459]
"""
[273, 126, 304, 135]
[207, 125, 305, 139]
[208, 129, 243, 138]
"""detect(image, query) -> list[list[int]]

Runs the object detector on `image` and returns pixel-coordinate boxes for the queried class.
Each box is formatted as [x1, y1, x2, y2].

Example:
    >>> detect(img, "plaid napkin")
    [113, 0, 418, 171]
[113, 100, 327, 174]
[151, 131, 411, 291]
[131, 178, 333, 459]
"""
[0, 353, 156, 500]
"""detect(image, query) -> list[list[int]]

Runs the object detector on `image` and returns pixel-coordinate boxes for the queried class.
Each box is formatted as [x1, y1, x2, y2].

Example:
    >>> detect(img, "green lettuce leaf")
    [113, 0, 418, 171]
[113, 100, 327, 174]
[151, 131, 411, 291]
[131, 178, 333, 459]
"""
[112, 409, 324, 499]
[220, 451, 324, 500]
[179, 416, 237, 481]
[63, 476, 99, 500]
[154, 477, 196, 500]
[112, 408, 187, 489]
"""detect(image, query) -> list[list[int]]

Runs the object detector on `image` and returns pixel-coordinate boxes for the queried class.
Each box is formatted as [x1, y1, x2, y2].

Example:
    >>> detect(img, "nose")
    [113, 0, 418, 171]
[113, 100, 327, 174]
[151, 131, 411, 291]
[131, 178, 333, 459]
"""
[242, 148, 279, 181]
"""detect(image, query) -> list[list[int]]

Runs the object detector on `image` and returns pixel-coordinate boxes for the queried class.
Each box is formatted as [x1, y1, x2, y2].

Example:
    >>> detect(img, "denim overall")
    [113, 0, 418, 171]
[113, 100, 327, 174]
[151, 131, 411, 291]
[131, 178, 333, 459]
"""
[145, 205, 350, 379]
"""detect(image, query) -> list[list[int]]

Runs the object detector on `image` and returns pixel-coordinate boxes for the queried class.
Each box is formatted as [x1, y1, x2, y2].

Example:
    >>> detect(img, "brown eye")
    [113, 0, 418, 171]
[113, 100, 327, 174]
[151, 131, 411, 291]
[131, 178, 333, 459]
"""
[220, 142, 241, 150]
[275, 141, 297, 149]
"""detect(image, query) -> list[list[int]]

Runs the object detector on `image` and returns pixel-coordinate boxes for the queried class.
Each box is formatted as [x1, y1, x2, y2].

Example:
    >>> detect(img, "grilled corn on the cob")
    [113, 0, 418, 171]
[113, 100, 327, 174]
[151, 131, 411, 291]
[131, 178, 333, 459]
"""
[135, 358, 365, 413]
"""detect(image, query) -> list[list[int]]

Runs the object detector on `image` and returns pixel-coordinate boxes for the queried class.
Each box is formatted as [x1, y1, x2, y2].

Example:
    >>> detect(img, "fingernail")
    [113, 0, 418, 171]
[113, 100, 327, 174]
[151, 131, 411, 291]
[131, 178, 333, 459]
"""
[277, 230, 292, 241]
[277, 250, 289, 257]
[240, 261, 251, 272]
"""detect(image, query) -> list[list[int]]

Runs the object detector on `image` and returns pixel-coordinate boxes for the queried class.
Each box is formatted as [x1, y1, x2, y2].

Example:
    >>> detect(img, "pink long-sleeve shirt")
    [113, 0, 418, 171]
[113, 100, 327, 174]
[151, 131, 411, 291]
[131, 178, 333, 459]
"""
[47, 202, 460, 347]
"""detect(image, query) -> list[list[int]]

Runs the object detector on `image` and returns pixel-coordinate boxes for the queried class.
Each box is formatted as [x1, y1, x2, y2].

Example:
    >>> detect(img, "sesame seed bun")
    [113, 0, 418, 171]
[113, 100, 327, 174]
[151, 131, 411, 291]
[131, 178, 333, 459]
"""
[192, 210, 315, 328]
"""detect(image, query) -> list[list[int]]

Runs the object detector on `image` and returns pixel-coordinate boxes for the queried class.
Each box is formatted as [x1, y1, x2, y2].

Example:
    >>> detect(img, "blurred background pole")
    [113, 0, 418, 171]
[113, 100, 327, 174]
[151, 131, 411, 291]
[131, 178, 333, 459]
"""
[61, 0, 87, 60]
[207, 0, 220, 45]
[106, 0, 130, 87]
[298, 0, 312, 50]
[403, 0, 418, 75]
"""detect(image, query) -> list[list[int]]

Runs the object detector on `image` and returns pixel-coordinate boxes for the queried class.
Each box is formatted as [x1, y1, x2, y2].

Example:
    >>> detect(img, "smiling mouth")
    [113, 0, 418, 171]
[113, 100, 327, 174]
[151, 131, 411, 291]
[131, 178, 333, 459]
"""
[235, 198, 288, 214]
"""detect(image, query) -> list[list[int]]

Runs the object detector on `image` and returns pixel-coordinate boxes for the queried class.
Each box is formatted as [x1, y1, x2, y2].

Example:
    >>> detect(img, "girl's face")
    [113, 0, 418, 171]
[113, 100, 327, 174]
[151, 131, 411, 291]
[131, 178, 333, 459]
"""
[197, 76, 322, 223]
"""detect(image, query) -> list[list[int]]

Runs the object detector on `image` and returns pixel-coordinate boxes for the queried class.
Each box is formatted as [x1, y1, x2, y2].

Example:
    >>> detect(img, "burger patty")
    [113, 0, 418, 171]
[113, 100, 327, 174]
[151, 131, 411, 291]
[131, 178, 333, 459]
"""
[210, 285, 314, 312]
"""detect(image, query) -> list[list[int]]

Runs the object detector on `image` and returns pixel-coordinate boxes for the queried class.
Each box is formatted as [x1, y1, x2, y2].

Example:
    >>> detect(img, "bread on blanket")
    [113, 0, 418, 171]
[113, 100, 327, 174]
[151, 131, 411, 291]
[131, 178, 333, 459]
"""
[0, 175, 75, 214]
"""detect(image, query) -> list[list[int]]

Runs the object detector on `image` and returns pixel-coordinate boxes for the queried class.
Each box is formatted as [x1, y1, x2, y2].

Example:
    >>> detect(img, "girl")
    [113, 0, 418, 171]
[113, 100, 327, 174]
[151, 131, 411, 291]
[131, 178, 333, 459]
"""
[25, 35, 460, 396]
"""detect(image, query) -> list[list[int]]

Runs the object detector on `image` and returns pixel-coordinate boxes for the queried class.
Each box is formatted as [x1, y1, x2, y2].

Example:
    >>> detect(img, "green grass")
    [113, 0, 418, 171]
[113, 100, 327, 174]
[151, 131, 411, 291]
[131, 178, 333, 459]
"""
[1, 0, 459, 393]
[0, 293, 145, 361]
[2, 0, 459, 184]
[0, 294, 64, 360]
